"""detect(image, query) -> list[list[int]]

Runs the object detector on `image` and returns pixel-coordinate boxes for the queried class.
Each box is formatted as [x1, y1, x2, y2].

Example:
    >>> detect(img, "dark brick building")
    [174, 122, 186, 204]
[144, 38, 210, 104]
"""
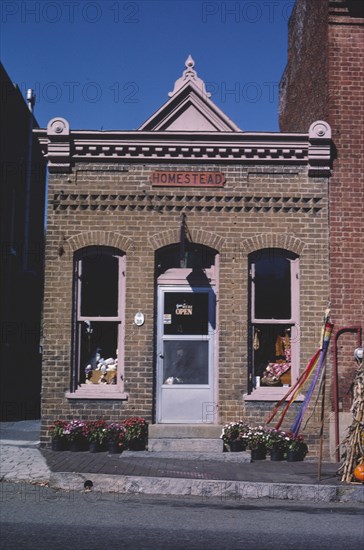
[279, 0, 363, 456]
[36, 56, 333, 457]
[0, 63, 46, 420]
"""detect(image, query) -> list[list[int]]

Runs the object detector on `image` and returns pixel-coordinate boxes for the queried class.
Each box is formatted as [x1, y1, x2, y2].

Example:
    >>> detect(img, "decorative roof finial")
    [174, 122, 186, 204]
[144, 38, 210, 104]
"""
[169, 55, 211, 98]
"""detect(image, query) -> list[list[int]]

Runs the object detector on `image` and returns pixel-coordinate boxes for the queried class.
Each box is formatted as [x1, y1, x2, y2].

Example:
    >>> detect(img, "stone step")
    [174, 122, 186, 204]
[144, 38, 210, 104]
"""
[148, 424, 224, 452]
[148, 424, 223, 439]
[148, 437, 223, 452]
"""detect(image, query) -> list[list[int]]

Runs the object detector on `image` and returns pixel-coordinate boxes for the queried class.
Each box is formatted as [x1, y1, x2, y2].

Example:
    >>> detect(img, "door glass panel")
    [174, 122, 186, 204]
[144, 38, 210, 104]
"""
[163, 292, 208, 335]
[163, 340, 209, 385]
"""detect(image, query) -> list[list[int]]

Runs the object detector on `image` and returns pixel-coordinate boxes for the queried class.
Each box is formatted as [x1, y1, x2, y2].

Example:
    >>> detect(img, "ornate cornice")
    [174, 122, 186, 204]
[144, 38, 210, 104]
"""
[34, 118, 332, 177]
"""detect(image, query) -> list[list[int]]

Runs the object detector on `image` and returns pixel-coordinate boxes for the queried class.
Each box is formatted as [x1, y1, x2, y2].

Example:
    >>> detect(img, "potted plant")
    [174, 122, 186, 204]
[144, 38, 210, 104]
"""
[104, 422, 126, 454]
[122, 417, 148, 450]
[64, 419, 89, 451]
[265, 428, 290, 461]
[49, 420, 68, 451]
[246, 425, 268, 460]
[286, 432, 308, 461]
[220, 421, 249, 452]
[86, 420, 108, 452]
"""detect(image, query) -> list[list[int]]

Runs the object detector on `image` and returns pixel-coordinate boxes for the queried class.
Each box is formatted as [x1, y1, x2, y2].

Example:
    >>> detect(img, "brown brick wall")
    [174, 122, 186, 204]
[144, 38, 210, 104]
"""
[279, 0, 364, 412]
[41, 161, 330, 458]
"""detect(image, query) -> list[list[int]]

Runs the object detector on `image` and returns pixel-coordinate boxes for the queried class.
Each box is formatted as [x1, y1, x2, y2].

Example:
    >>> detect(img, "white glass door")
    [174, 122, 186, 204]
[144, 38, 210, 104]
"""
[157, 286, 215, 423]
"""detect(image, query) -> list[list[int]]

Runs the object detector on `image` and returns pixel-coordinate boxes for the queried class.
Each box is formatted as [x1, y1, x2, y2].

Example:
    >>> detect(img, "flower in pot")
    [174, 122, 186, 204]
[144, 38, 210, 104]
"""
[265, 428, 290, 460]
[220, 421, 249, 451]
[64, 419, 89, 451]
[104, 422, 126, 453]
[245, 426, 268, 459]
[49, 420, 68, 450]
[122, 417, 148, 450]
[86, 420, 108, 452]
[245, 426, 268, 450]
[286, 432, 308, 461]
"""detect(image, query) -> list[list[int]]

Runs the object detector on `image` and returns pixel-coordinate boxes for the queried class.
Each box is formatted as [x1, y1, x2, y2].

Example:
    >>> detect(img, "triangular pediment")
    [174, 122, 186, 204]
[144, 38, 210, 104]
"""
[139, 56, 241, 132]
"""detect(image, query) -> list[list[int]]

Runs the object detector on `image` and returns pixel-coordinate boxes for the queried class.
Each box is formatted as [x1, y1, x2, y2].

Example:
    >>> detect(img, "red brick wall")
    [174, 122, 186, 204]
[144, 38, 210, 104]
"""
[279, 0, 364, 411]
[279, 0, 329, 132]
[328, 7, 364, 409]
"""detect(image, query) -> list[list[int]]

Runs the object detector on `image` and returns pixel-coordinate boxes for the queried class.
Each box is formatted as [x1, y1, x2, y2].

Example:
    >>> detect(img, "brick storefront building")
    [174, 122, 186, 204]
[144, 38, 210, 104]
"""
[279, 0, 363, 456]
[36, 56, 334, 456]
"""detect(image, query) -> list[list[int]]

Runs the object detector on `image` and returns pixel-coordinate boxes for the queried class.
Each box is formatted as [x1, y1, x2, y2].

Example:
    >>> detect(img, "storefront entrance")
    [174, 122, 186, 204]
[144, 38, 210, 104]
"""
[156, 286, 216, 423]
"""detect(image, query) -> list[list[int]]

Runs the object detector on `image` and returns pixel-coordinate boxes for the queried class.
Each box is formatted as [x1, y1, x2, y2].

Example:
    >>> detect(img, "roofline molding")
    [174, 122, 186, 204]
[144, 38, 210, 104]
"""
[34, 119, 332, 177]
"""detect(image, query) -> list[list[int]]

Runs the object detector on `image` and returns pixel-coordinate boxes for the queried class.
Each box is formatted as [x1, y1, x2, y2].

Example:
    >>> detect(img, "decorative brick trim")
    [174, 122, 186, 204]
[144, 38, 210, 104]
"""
[148, 228, 224, 251]
[51, 192, 323, 214]
[240, 233, 306, 255]
[66, 231, 134, 253]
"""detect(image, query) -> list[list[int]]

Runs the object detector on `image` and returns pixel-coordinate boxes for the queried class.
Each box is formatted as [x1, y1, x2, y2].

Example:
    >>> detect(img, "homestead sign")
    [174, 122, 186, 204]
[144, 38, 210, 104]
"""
[150, 171, 225, 187]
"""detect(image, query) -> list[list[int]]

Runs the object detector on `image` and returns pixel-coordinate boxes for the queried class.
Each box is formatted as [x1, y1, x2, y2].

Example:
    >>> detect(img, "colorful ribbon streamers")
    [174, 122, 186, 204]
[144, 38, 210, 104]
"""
[290, 322, 334, 436]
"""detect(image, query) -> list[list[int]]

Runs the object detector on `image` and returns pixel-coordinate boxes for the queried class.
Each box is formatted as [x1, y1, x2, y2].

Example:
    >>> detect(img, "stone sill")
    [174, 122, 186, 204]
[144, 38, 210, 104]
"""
[65, 385, 128, 400]
[244, 388, 305, 402]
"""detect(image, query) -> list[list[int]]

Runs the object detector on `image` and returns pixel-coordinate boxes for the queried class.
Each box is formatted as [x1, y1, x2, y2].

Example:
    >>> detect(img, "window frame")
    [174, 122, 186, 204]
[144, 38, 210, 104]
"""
[245, 248, 301, 401]
[66, 246, 127, 400]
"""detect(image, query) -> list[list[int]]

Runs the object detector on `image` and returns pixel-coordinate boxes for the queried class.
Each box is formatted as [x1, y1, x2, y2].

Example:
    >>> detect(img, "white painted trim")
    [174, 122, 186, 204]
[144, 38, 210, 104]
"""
[156, 285, 216, 423]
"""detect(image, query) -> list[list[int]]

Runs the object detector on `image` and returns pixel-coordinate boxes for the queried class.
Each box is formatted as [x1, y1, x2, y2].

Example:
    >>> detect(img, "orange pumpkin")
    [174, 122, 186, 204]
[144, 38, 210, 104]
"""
[353, 463, 364, 482]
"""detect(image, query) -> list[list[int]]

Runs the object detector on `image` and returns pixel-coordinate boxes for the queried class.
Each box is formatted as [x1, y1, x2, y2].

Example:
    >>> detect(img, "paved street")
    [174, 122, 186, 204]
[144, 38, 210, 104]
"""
[1, 483, 363, 550]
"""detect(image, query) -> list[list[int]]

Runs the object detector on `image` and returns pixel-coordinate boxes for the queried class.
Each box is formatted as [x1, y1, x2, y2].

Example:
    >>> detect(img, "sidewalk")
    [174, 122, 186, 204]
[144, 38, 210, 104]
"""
[1, 421, 363, 503]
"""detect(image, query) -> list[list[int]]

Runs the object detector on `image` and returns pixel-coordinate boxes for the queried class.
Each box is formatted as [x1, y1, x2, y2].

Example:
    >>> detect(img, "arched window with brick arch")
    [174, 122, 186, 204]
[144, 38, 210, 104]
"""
[248, 248, 300, 396]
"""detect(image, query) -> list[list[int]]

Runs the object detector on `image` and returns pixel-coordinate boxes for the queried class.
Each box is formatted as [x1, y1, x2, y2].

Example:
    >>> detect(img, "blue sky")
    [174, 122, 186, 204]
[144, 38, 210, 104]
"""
[1, 0, 294, 132]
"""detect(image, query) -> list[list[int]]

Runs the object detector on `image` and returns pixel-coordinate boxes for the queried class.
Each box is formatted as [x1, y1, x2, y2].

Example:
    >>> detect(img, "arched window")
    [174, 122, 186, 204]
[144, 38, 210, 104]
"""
[248, 248, 299, 394]
[71, 246, 125, 391]
[156, 243, 216, 275]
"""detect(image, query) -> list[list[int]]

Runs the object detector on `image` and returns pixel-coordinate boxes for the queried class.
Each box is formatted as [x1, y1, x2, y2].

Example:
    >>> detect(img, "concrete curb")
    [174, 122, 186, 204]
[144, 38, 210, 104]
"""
[49, 472, 364, 504]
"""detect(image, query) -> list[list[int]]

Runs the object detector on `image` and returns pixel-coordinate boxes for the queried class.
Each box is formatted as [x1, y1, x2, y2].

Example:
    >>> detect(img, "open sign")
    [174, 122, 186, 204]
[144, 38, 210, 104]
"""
[175, 304, 193, 315]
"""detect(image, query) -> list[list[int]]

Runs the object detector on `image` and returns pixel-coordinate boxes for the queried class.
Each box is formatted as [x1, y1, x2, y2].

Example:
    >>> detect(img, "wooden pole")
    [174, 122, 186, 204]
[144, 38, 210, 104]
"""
[318, 308, 331, 482]
[317, 362, 327, 482]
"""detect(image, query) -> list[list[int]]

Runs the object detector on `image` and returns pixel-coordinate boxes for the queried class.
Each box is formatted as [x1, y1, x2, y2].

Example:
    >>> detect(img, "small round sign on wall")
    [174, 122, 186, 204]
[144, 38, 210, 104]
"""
[134, 312, 145, 326]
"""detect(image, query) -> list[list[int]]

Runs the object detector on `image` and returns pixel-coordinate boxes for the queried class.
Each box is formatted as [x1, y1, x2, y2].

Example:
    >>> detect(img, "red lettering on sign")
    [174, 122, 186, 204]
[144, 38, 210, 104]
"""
[150, 171, 225, 187]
